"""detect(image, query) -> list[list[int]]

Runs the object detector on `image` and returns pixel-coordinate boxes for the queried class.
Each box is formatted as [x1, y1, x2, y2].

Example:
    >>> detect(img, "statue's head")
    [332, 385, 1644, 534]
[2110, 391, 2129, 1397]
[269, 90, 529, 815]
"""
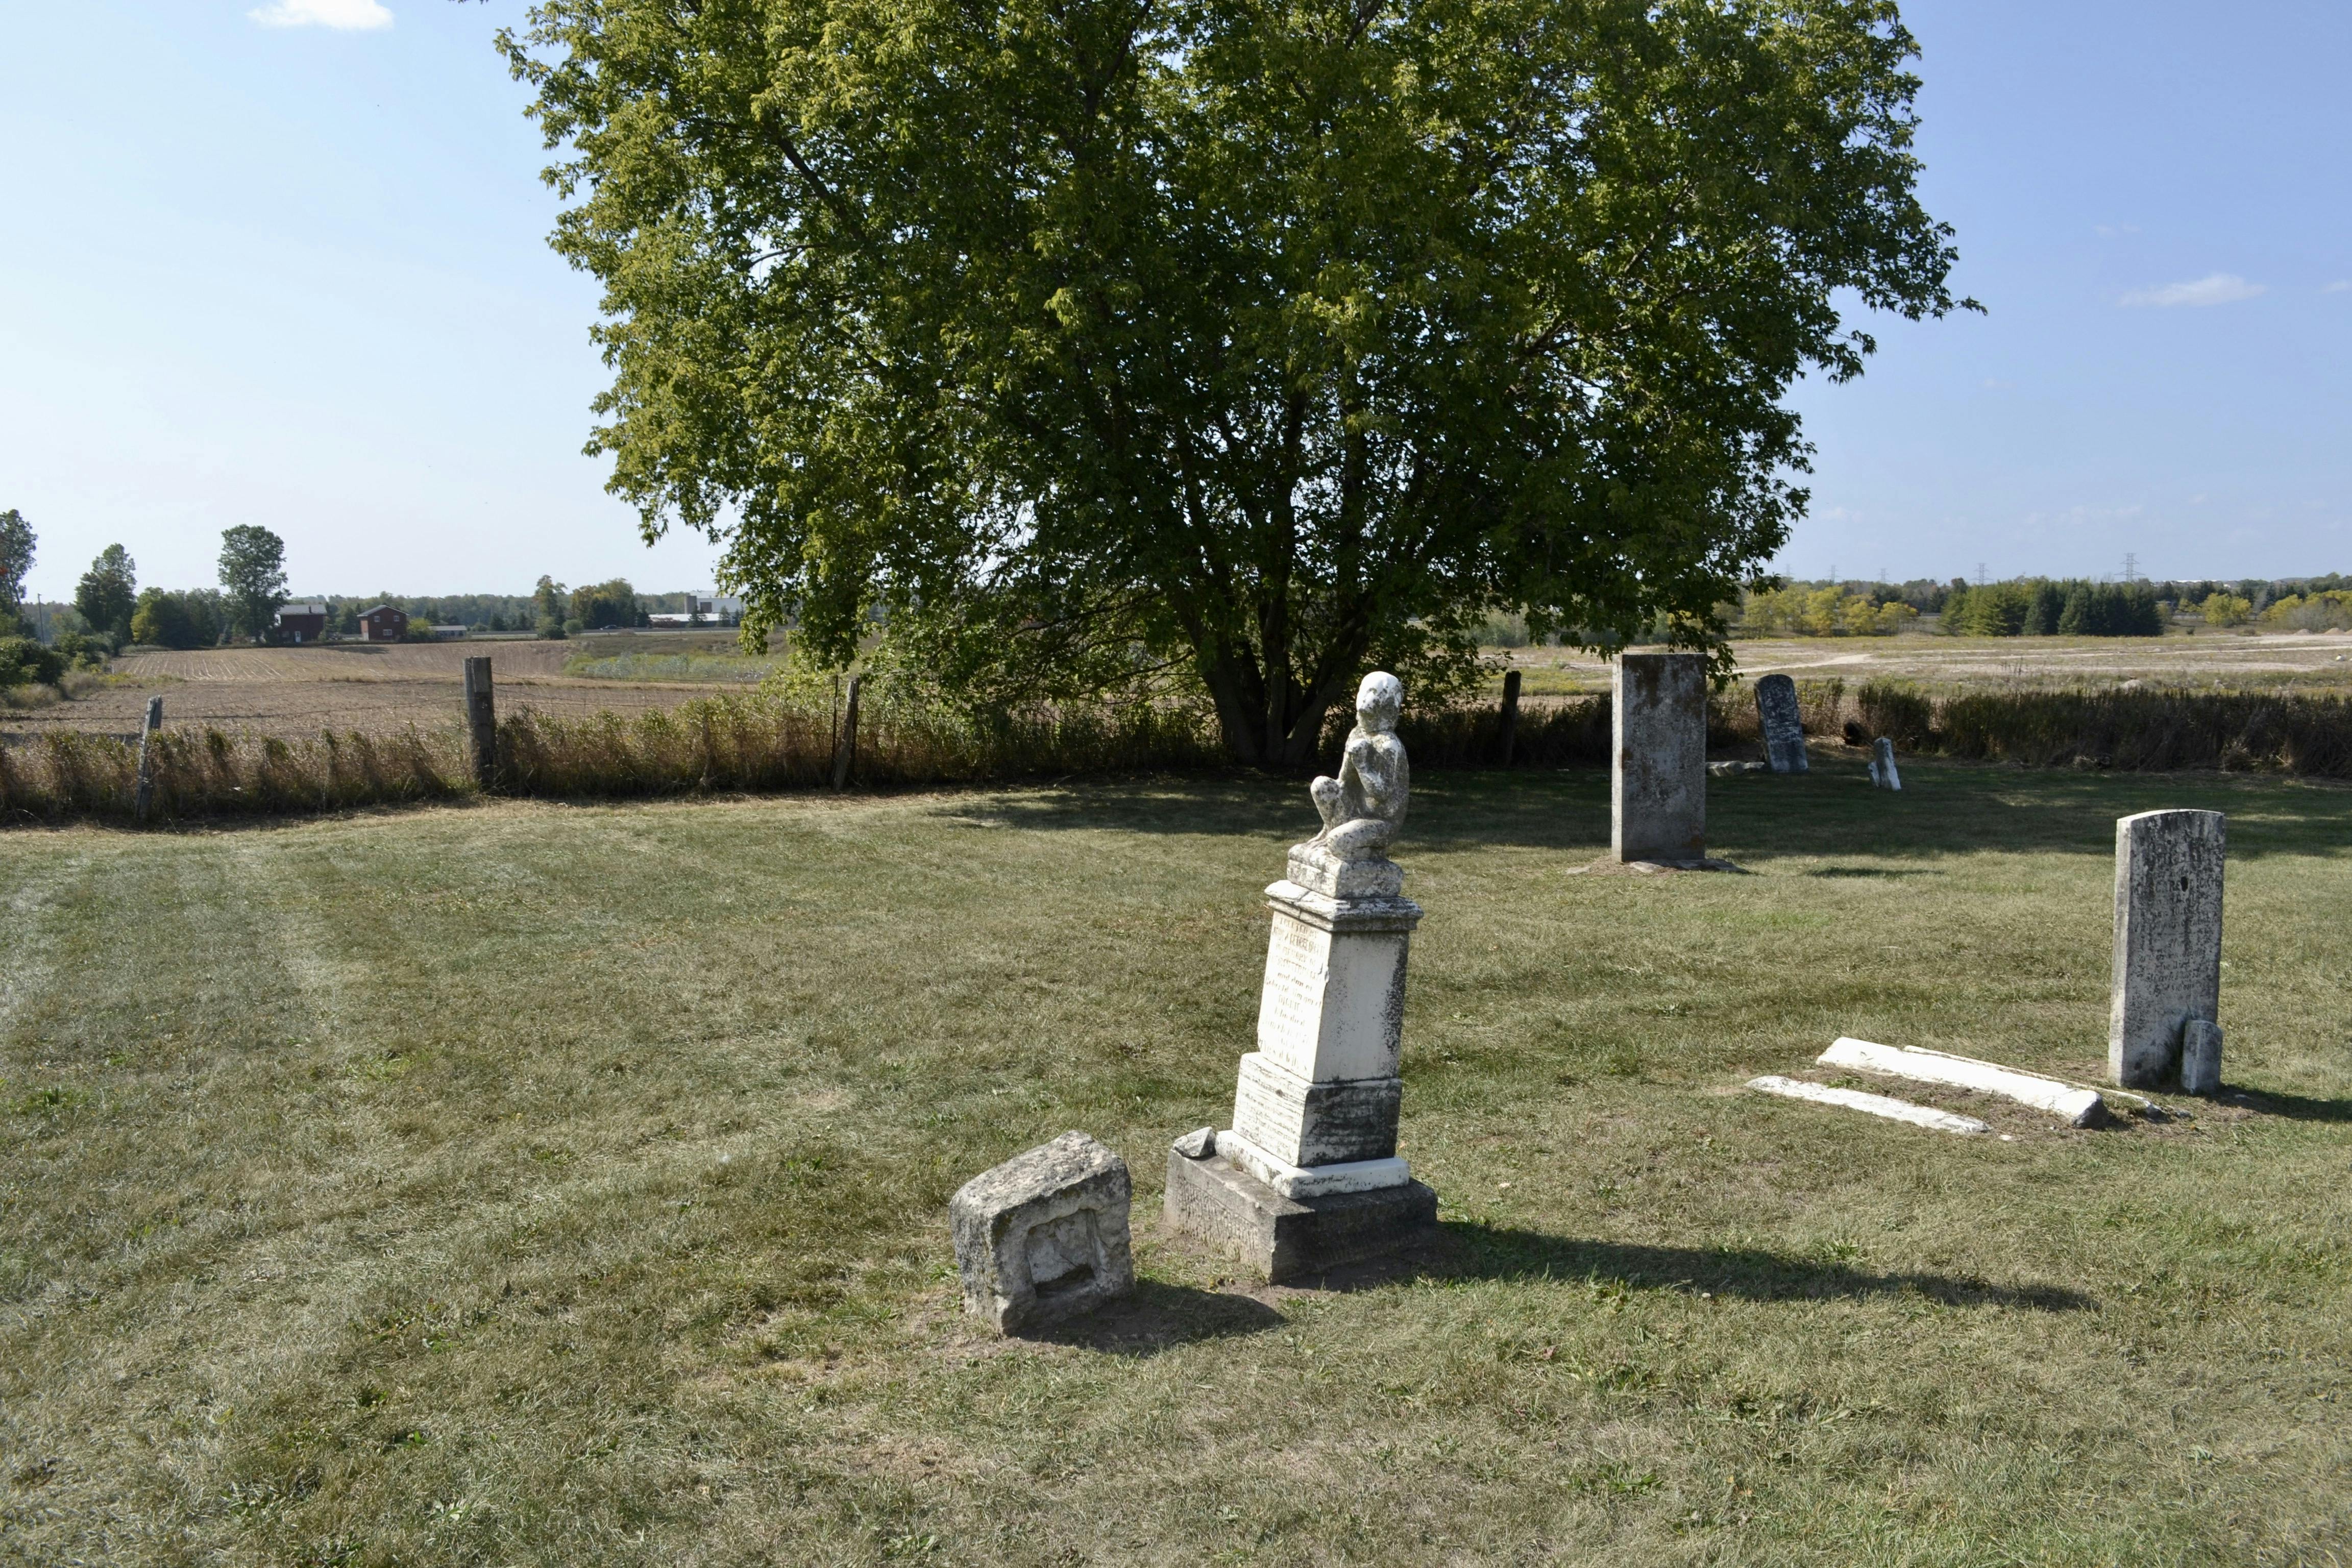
[1355, 671, 1403, 732]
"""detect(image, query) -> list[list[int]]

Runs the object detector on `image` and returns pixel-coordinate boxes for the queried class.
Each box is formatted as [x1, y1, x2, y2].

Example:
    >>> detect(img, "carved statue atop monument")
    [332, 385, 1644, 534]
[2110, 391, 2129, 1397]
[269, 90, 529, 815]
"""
[1306, 671, 1409, 862]
[1164, 669, 1438, 1282]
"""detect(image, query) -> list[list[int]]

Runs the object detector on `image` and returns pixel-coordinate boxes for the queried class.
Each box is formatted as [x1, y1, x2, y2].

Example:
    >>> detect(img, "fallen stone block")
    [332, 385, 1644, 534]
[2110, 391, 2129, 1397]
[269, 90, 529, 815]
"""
[949, 1131, 1134, 1333]
[1746, 1074, 1988, 1135]
[1816, 1037, 2108, 1128]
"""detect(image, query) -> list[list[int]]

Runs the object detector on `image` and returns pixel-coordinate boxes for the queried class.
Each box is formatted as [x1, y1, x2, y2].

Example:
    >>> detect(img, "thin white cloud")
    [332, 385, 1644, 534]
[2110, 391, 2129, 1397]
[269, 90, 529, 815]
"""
[2119, 273, 2265, 308]
[2324, 280, 2351, 294]
[250, 0, 392, 28]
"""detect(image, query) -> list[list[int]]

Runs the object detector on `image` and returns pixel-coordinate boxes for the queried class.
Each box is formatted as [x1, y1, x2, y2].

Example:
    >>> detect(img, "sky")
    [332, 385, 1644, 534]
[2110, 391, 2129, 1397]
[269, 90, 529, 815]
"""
[1, 1, 2347, 603]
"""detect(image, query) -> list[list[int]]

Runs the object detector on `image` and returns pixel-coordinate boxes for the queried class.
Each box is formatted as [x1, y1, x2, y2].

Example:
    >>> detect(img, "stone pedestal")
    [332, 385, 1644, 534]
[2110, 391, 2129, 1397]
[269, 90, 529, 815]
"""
[949, 1132, 1134, 1333]
[1613, 652, 1708, 863]
[1754, 673, 1807, 774]
[1167, 846, 1436, 1282]
[2109, 809, 2225, 1089]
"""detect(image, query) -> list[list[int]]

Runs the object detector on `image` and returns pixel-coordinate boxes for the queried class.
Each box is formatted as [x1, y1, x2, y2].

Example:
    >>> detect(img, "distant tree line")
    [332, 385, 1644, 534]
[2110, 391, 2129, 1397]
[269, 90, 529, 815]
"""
[1940, 579, 2164, 637]
[1726, 572, 2352, 641]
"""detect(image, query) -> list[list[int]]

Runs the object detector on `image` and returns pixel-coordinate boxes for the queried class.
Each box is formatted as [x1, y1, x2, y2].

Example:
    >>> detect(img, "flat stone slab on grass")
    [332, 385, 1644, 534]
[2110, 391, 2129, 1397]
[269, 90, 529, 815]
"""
[1817, 1037, 2108, 1128]
[1746, 1075, 1989, 1136]
[949, 1131, 1135, 1334]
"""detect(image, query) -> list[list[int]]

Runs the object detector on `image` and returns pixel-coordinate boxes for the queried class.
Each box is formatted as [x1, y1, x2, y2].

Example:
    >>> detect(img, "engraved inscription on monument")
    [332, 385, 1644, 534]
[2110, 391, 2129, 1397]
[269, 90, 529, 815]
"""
[1256, 916, 1327, 1061]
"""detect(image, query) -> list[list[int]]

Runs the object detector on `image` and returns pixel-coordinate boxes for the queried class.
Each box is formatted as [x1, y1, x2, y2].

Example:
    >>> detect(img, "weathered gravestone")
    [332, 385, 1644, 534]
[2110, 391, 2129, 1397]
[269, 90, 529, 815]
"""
[950, 1131, 1134, 1332]
[2109, 809, 2225, 1091]
[1754, 674, 1808, 774]
[1612, 651, 1708, 863]
[1868, 737, 1902, 791]
[1166, 672, 1439, 1282]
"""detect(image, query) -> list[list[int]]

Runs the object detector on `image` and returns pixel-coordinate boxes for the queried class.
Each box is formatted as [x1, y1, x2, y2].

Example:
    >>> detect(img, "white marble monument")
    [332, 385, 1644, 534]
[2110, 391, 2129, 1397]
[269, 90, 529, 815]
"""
[1166, 672, 1439, 1281]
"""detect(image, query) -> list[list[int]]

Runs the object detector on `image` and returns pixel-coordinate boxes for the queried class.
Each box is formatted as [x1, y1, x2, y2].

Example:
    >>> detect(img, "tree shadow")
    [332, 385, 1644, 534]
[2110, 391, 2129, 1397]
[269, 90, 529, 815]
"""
[1291, 1223, 2096, 1312]
[930, 765, 2352, 862]
[1017, 1277, 1287, 1357]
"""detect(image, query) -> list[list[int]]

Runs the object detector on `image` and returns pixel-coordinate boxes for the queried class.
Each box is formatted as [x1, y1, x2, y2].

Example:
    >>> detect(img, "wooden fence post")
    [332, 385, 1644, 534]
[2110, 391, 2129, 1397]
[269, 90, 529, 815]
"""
[134, 696, 163, 823]
[830, 674, 862, 790]
[463, 656, 497, 792]
[1496, 668, 1523, 768]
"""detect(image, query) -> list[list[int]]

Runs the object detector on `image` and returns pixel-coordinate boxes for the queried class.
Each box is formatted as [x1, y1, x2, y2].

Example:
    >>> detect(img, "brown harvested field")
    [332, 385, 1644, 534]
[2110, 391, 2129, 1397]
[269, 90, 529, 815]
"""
[1499, 628, 2352, 697]
[10, 628, 2352, 744]
[1, 635, 759, 743]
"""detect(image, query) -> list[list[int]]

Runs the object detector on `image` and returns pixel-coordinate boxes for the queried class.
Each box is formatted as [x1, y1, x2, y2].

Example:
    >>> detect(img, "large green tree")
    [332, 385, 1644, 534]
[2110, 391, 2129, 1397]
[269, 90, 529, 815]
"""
[217, 525, 289, 643]
[75, 544, 138, 646]
[506, 0, 1968, 765]
[0, 508, 32, 629]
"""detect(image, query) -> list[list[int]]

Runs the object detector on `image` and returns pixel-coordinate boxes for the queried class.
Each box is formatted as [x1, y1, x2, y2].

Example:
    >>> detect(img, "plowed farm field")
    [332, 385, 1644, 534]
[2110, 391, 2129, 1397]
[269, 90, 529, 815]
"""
[3, 636, 752, 743]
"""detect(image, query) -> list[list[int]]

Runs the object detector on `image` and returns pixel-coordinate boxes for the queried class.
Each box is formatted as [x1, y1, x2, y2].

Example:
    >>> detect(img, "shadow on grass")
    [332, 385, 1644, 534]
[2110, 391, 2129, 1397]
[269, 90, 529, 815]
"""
[2223, 1088, 2352, 1123]
[1020, 1278, 1286, 1357]
[933, 763, 2352, 863]
[1301, 1223, 2096, 1312]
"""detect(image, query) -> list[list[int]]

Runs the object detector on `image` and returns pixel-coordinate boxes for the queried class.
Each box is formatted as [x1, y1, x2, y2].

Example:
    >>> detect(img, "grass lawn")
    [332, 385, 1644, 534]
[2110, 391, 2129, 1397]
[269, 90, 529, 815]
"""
[4, 762, 2350, 1565]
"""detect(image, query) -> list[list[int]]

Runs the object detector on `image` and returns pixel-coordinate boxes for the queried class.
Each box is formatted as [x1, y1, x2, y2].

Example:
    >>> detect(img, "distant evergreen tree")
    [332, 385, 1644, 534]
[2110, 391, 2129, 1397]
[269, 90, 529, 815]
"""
[2055, 584, 2092, 635]
[2023, 580, 2065, 636]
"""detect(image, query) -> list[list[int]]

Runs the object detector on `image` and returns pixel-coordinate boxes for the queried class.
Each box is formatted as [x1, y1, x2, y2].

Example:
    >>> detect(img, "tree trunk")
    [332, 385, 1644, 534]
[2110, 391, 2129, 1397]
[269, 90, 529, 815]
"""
[1201, 643, 1355, 773]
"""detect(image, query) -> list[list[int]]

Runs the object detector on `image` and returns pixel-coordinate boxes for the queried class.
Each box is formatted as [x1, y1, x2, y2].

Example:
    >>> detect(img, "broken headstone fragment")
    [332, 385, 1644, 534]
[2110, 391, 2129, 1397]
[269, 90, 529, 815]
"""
[949, 1131, 1134, 1333]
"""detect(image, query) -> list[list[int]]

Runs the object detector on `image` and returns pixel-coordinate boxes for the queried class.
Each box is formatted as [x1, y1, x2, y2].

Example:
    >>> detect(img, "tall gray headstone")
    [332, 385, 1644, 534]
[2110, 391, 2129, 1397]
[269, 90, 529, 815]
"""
[1612, 651, 1708, 863]
[1166, 671, 1438, 1283]
[1754, 674, 1807, 774]
[2109, 809, 2224, 1089]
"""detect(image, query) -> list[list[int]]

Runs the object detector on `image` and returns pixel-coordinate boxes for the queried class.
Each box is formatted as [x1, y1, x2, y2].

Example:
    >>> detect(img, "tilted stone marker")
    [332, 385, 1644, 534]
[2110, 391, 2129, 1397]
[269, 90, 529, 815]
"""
[1166, 671, 1438, 1283]
[949, 1131, 1134, 1333]
[1612, 651, 1708, 863]
[2109, 808, 2224, 1091]
[1867, 737, 1901, 791]
[1754, 674, 1807, 774]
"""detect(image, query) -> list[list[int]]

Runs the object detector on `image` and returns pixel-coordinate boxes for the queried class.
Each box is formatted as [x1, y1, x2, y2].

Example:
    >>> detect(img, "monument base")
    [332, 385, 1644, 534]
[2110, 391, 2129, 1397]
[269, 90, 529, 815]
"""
[1165, 1144, 1438, 1284]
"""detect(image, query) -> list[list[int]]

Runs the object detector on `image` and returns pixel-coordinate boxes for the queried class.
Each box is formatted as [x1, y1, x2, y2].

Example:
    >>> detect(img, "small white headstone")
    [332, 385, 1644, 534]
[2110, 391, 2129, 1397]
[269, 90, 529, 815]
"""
[1868, 737, 1901, 790]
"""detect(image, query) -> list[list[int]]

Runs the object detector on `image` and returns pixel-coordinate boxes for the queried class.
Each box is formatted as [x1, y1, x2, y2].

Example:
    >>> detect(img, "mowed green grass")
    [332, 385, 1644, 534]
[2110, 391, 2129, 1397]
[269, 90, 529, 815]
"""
[3, 763, 2349, 1566]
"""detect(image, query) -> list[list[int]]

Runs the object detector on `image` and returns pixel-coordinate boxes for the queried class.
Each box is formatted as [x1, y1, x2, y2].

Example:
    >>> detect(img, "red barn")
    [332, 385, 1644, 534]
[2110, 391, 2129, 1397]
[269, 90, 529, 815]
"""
[275, 602, 328, 644]
[357, 605, 409, 643]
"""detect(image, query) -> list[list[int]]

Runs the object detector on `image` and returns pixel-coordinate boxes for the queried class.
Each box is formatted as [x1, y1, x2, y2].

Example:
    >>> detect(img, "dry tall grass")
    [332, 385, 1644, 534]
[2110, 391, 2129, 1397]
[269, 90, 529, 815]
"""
[1853, 682, 2352, 776]
[0, 694, 1230, 824]
[9, 680, 2351, 825]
